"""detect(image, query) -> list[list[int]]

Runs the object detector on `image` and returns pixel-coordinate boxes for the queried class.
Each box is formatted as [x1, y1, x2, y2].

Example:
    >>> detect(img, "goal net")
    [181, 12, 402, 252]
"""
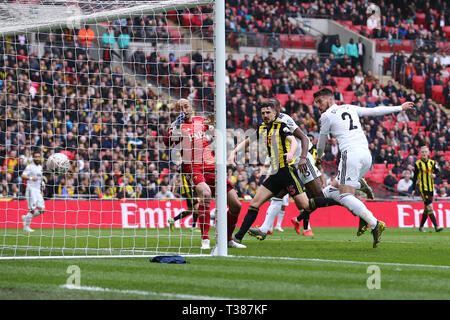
[0, 0, 226, 258]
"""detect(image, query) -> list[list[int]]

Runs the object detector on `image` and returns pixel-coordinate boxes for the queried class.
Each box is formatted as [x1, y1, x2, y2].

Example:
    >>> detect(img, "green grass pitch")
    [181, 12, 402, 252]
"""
[0, 227, 449, 300]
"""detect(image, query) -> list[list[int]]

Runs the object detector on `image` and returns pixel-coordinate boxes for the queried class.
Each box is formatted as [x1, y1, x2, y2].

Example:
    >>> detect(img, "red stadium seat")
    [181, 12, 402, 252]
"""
[262, 79, 273, 89]
[342, 91, 355, 104]
[294, 89, 304, 100]
[279, 34, 289, 48]
[297, 71, 305, 80]
[412, 76, 425, 93]
[431, 85, 444, 104]
[275, 94, 289, 106]
[400, 40, 414, 53]
[302, 91, 314, 106]
[415, 13, 426, 26]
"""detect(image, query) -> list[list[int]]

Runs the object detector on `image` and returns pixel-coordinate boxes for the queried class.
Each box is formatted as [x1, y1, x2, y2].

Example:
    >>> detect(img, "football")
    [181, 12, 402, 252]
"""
[46, 153, 70, 175]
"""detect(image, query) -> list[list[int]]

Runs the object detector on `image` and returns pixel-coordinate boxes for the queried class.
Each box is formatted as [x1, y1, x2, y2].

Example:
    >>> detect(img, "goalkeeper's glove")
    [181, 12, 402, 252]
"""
[175, 112, 186, 127]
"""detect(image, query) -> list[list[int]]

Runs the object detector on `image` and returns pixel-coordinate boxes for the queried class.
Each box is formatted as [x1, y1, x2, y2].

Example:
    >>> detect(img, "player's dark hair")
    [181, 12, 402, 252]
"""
[313, 88, 334, 99]
[268, 98, 280, 108]
[260, 100, 276, 111]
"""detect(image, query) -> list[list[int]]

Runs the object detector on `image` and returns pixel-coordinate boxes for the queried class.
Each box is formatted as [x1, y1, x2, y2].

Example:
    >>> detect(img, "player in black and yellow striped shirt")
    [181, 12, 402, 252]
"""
[168, 174, 199, 231]
[412, 146, 443, 232]
[229, 101, 336, 245]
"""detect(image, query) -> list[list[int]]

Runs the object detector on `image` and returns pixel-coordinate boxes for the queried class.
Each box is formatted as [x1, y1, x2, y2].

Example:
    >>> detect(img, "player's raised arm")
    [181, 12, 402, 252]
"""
[317, 113, 331, 160]
[227, 137, 251, 167]
[292, 128, 309, 173]
[355, 102, 414, 117]
[285, 135, 298, 164]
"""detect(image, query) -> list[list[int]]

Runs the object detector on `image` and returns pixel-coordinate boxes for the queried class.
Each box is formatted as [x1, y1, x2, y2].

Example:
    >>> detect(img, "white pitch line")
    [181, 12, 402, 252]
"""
[227, 255, 450, 270]
[60, 284, 236, 300]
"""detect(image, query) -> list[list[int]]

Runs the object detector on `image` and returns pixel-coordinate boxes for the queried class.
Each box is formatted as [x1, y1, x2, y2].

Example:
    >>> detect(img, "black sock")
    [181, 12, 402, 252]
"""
[174, 210, 191, 222]
[310, 197, 335, 211]
[429, 212, 438, 228]
[234, 206, 259, 241]
[296, 210, 310, 222]
[420, 212, 428, 228]
[303, 218, 310, 230]
[192, 213, 198, 228]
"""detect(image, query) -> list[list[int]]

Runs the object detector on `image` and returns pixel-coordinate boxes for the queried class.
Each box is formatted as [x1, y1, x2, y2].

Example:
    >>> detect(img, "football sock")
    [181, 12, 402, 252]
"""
[227, 210, 239, 242]
[339, 193, 377, 229]
[309, 197, 336, 211]
[428, 212, 438, 228]
[32, 209, 42, 217]
[24, 212, 33, 224]
[420, 211, 428, 228]
[322, 185, 342, 203]
[260, 198, 282, 233]
[234, 206, 259, 241]
[174, 210, 191, 222]
[303, 216, 310, 230]
[276, 210, 285, 228]
[197, 202, 211, 240]
[295, 210, 309, 222]
[192, 212, 198, 228]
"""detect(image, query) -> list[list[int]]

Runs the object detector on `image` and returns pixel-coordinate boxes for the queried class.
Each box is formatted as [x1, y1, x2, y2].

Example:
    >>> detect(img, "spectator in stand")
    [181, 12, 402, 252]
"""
[155, 184, 175, 199]
[397, 169, 413, 195]
[366, 5, 381, 33]
[357, 37, 365, 69]
[333, 87, 343, 102]
[444, 82, 450, 107]
[384, 170, 398, 192]
[424, 72, 437, 98]
[118, 27, 131, 60]
[371, 82, 384, 98]
[345, 38, 359, 68]
[331, 38, 345, 62]
[78, 25, 95, 50]
[102, 26, 116, 62]
[383, 80, 398, 98]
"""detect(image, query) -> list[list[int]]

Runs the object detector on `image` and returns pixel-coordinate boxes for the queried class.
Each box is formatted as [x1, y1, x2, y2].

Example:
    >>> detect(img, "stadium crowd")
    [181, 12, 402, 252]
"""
[0, 0, 449, 201]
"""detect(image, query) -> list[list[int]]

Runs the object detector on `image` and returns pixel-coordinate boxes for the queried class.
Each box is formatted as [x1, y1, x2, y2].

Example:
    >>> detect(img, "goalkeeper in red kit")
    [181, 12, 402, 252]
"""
[164, 99, 246, 249]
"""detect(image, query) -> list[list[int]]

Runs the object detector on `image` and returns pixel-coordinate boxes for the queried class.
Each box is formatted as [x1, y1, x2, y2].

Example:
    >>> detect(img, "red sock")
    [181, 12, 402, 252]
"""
[198, 201, 211, 240]
[227, 209, 239, 242]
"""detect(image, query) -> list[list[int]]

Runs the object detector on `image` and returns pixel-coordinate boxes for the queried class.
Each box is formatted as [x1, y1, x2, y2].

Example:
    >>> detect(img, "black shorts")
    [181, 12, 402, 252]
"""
[181, 174, 198, 210]
[263, 166, 305, 197]
[420, 191, 434, 206]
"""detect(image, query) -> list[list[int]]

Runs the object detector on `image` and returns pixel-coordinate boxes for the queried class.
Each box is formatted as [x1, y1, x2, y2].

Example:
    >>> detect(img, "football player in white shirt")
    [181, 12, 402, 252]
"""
[21, 151, 46, 232]
[248, 99, 373, 240]
[314, 88, 414, 248]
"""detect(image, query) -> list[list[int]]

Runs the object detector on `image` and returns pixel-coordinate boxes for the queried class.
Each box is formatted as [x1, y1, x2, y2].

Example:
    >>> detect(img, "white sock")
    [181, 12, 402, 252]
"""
[260, 198, 282, 233]
[276, 210, 285, 228]
[322, 185, 341, 202]
[24, 212, 33, 225]
[339, 193, 377, 229]
[32, 209, 42, 217]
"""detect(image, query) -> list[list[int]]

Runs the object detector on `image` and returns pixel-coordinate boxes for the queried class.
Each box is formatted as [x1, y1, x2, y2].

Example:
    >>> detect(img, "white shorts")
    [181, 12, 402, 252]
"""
[297, 152, 322, 185]
[26, 188, 45, 211]
[271, 193, 290, 206]
[337, 149, 372, 188]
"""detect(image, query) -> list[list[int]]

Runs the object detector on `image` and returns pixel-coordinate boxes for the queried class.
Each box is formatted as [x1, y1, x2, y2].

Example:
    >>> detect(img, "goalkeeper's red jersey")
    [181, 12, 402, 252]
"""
[165, 116, 215, 173]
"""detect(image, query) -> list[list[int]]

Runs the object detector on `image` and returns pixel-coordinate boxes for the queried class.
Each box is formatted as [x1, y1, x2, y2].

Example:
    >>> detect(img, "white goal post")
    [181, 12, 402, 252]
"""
[0, 0, 228, 259]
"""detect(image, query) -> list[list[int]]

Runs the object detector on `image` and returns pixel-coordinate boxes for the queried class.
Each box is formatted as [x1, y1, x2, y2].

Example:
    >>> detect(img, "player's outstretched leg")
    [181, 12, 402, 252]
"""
[227, 189, 246, 248]
[371, 220, 386, 248]
[22, 208, 43, 233]
[259, 197, 283, 235]
[339, 193, 386, 247]
[22, 213, 34, 233]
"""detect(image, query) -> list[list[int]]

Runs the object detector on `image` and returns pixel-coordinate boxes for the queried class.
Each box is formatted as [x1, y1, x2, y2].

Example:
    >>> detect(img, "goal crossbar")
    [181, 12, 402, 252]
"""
[0, 0, 212, 36]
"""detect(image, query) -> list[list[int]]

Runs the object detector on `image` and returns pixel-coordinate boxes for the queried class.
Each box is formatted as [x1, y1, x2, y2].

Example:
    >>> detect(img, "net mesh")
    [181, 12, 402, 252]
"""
[0, 0, 217, 257]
